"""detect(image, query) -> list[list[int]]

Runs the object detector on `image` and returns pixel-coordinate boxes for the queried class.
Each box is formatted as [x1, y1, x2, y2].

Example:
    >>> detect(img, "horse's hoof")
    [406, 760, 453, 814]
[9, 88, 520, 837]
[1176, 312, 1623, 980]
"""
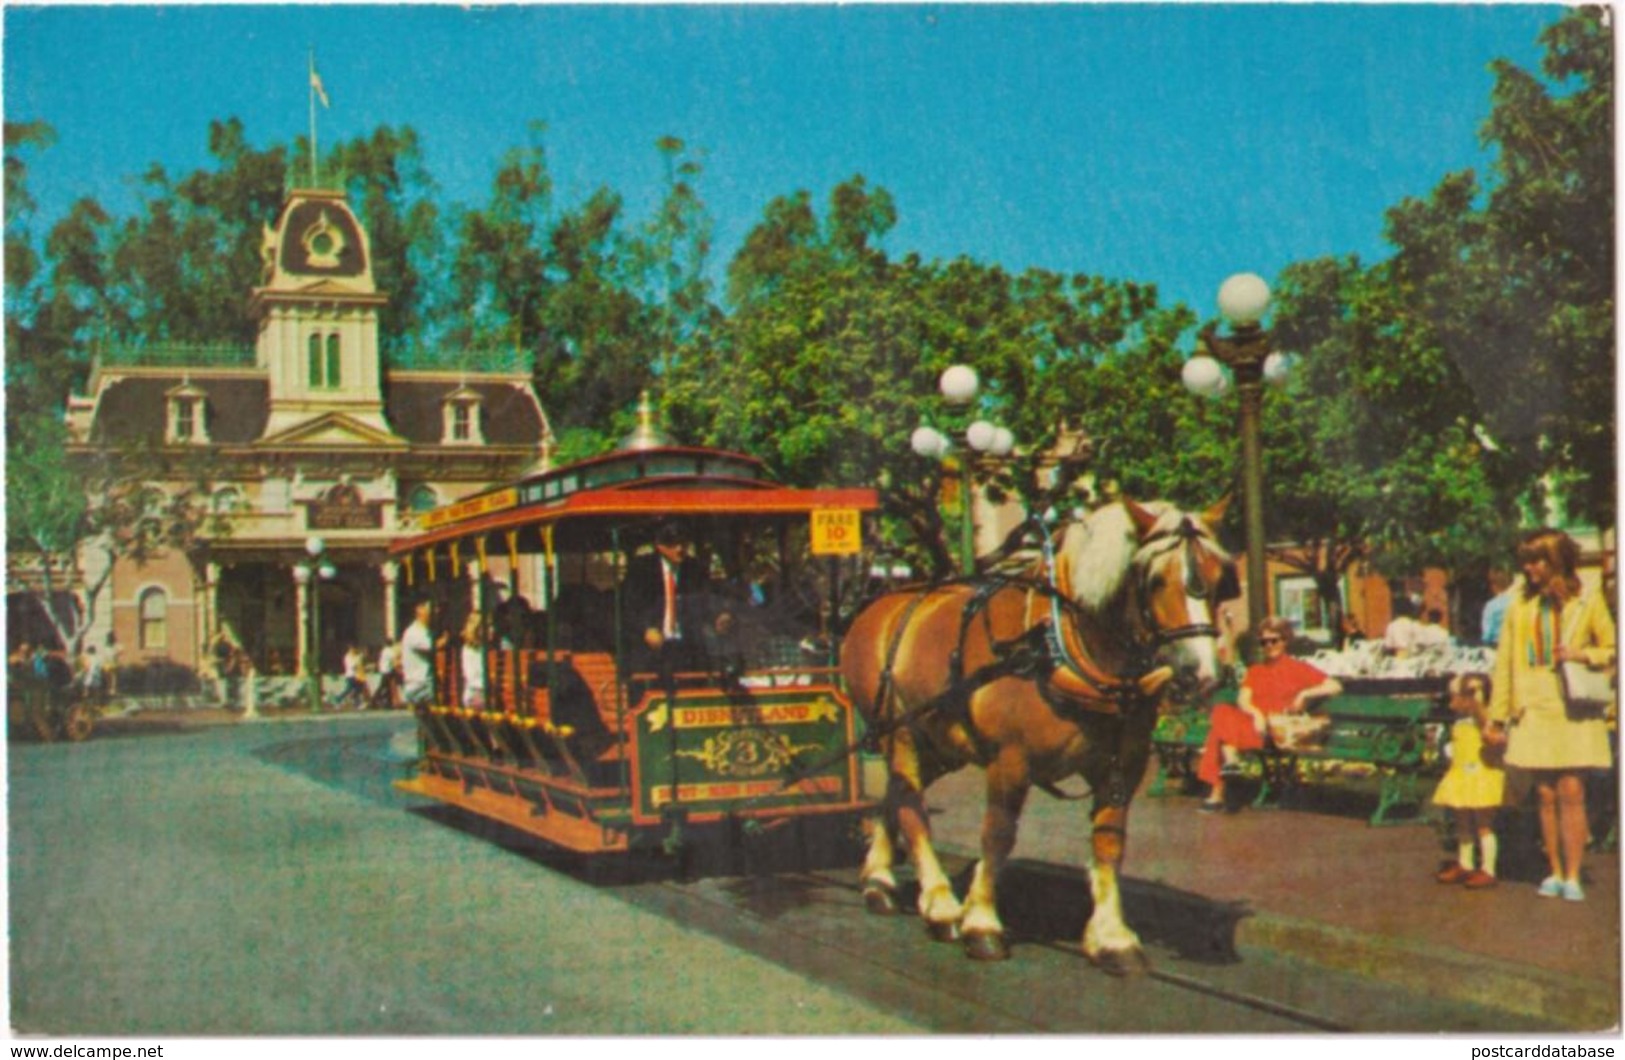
[1089, 947, 1151, 977]
[862, 884, 900, 916]
[962, 931, 1010, 962]
[925, 919, 962, 943]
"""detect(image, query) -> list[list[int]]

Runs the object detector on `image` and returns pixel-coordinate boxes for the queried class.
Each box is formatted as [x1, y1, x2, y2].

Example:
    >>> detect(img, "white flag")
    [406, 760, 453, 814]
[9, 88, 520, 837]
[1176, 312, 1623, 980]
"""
[310, 66, 330, 108]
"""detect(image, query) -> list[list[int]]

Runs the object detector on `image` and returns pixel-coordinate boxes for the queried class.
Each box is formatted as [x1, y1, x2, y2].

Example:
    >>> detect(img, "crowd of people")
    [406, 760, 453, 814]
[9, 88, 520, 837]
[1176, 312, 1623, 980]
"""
[1196, 527, 1616, 904]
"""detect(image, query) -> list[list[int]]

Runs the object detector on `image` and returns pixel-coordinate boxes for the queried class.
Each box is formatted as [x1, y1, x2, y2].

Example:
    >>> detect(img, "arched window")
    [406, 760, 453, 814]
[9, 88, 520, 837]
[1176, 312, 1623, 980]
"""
[408, 485, 439, 512]
[212, 487, 244, 514]
[308, 333, 323, 387]
[441, 387, 484, 444]
[138, 588, 168, 650]
[326, 333, 341, 388]
[308, 332, 341, 388]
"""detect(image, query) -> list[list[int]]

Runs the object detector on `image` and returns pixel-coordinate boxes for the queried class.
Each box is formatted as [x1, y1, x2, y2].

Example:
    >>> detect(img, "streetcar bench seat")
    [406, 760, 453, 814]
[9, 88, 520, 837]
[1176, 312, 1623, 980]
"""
[1248, 693, 1447, 826]
[524, 652, 620, 767]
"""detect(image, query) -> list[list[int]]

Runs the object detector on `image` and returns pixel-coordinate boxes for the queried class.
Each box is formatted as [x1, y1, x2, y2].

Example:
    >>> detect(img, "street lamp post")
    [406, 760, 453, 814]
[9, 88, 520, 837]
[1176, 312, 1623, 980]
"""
[911, 365, 1015, 576]
[1181, 273, 1294, 645]
[294, 537, 337, 713]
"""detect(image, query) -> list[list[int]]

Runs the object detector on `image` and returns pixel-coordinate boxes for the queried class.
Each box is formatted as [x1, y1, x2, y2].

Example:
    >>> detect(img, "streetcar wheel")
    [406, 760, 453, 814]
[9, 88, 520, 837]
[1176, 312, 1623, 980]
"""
[61, 706, 93, 742]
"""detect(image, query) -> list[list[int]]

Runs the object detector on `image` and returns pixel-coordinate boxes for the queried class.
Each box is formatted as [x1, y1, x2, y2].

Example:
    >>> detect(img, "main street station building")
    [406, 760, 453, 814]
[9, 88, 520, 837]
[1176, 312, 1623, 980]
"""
[61, 188, 553, 679]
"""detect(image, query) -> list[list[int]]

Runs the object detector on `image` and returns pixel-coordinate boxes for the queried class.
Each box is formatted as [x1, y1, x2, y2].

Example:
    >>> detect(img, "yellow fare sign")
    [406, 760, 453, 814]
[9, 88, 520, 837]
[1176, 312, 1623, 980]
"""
[810, 508, 861, 555]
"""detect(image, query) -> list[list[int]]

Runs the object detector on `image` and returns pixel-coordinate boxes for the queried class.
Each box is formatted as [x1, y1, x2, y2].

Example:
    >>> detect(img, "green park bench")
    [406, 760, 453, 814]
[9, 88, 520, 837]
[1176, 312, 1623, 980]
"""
[1150, 682, 1452, 826]
[1148, 707, 1212, 797]
[1253, 691, 1449, 826]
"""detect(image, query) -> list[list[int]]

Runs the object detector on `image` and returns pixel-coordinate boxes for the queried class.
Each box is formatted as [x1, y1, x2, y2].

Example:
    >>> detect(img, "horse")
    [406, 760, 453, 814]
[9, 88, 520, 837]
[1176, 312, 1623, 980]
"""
[839, 496, 1235, 970]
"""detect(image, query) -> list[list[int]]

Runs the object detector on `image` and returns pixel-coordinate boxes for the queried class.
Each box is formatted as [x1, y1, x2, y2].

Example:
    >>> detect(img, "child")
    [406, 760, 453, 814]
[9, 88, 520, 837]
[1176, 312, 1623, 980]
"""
[1432, 673, 1506, 888]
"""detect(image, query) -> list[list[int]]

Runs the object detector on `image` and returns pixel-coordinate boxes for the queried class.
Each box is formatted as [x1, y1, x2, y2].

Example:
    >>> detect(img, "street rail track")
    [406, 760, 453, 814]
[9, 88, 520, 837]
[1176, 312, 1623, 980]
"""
[290, 724, 1539, 1033]
[679, 864, 1355, 1033]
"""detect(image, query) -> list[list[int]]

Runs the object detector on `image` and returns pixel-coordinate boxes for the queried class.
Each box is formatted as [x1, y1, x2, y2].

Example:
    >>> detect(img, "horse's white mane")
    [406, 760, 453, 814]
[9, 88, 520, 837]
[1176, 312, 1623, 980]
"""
[1060, 499, 1222, 612]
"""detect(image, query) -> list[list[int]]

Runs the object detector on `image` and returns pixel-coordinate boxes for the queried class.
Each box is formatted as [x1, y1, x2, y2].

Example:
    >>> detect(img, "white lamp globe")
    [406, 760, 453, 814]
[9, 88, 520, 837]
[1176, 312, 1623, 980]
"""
[1263, 351, 1293, 386]
[966, 419, 997, 452]
[989, 426, 1015, 457]
[1217, 273, 1271, 327]
[939, 364, 979, 405]
[318, 562, 337, 581]
[911, 426, 949, 459]
[305, 537, 326, 558]
[292, 564, 311, 586]
[1181, 355, 1225, 397]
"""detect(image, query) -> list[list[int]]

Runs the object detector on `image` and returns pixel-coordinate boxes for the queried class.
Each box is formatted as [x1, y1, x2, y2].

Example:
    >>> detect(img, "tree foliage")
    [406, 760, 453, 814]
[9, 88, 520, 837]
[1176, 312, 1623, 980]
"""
[2, 8, 1610, 610]
[7, 411, 224, 656]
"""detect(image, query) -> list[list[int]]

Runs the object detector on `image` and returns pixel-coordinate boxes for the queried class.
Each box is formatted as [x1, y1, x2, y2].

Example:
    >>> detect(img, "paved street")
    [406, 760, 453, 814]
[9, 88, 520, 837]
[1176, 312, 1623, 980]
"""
[7, 714, 1585, 1035]
[9, 716, 921, 1035]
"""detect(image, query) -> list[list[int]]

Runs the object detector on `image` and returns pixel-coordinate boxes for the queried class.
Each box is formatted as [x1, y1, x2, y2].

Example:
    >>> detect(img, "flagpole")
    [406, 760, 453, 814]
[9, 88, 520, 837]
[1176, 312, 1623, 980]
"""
[308, 49, 318, 186]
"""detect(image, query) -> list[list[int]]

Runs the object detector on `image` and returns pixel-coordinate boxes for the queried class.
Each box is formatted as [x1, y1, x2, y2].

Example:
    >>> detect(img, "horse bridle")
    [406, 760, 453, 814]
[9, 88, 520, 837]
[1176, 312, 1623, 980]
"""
[1131, 519, 1230, 646]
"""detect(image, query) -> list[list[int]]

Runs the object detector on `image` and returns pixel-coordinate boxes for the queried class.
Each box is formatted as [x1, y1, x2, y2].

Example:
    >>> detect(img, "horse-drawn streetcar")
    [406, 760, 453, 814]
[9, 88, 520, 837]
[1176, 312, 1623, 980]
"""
[390, 432, 881, 858]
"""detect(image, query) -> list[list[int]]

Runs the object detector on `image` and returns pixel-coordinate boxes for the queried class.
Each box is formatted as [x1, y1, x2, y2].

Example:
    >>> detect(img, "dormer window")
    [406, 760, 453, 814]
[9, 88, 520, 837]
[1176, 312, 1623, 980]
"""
[165, 382, 209, 445]
[442, 386, 484, 445]
[308, 333, 342, 389]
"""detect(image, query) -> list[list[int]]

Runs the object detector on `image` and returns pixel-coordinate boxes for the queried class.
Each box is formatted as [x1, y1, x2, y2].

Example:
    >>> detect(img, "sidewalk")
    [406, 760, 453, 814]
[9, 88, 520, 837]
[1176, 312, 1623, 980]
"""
[924, 767, 1621, 1029]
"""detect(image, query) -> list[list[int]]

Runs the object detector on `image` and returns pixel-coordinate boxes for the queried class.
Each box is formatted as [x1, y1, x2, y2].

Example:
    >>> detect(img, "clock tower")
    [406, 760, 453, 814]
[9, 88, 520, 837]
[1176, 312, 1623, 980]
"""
[250, 188, 399, 441]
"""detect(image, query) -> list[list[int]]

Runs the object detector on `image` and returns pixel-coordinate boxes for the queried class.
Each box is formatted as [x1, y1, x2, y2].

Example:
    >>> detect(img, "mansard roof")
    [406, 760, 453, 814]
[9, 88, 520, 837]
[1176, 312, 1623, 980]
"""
[81, 369, 547, 449]
[89, 375, 270, 446]
[383, 375, 546, 447]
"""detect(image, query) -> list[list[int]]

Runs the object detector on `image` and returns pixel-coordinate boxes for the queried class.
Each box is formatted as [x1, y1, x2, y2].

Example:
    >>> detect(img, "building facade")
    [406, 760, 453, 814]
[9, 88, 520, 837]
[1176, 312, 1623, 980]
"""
[60, 188, 553, 681]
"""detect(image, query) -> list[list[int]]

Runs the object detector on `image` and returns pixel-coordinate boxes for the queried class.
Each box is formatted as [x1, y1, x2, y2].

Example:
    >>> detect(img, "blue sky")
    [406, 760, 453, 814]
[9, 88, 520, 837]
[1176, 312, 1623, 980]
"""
[4, 3, 1559, 321]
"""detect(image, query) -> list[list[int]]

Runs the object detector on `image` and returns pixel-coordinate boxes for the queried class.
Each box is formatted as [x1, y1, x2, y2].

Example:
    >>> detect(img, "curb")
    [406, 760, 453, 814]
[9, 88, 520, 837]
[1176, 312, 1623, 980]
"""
[1232, 912, 1619, 1031]
[974, 852, 1619, 1030]
[95, 708, 408, 733]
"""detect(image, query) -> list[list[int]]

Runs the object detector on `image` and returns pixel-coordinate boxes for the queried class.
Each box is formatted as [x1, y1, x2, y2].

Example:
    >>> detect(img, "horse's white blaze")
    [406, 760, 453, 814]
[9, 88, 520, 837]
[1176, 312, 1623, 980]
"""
[1175, 587, 1221, 684]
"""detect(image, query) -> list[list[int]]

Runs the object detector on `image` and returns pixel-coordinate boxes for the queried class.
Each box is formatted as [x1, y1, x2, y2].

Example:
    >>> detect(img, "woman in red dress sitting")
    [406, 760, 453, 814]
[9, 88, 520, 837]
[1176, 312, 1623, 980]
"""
[1198, 616, 1343, 813]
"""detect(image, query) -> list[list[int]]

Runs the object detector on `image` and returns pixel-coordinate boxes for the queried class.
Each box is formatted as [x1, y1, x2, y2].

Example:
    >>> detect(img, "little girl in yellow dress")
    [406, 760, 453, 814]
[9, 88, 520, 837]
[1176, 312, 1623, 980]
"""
[1432, 673, 1506, 888]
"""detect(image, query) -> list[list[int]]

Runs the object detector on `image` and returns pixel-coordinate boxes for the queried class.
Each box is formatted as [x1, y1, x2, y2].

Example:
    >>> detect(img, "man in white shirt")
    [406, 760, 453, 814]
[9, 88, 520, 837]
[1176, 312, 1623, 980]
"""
[1383, 600, 1423, 657]
[1413, 608, 1453, 655]
[400, 599, 439, 707]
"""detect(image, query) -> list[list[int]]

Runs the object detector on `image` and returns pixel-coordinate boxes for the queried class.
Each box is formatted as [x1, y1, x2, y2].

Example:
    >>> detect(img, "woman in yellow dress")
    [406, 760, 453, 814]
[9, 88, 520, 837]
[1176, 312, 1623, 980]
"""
[1486, 529, 1616, 902]
[1432, 674, 1506, 888]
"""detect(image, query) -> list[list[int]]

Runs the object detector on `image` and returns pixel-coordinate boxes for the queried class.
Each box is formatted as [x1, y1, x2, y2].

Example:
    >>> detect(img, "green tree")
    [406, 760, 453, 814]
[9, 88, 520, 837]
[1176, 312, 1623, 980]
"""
[1384, 7, 1613, 529]
[445, 121, 555, 359]
[322, 125, 444, 361]
[1263, 254, 1517, 639]
[8, 412, 224, 657]
[680, 176, 1199, 578]
[4, 120, 72, 414]
[110, 119, 287, 345]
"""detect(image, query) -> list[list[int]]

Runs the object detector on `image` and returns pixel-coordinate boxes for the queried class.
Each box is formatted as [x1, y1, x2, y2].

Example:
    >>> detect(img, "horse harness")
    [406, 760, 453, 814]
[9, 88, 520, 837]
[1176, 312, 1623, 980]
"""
[1123, 517, 1227, 647]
